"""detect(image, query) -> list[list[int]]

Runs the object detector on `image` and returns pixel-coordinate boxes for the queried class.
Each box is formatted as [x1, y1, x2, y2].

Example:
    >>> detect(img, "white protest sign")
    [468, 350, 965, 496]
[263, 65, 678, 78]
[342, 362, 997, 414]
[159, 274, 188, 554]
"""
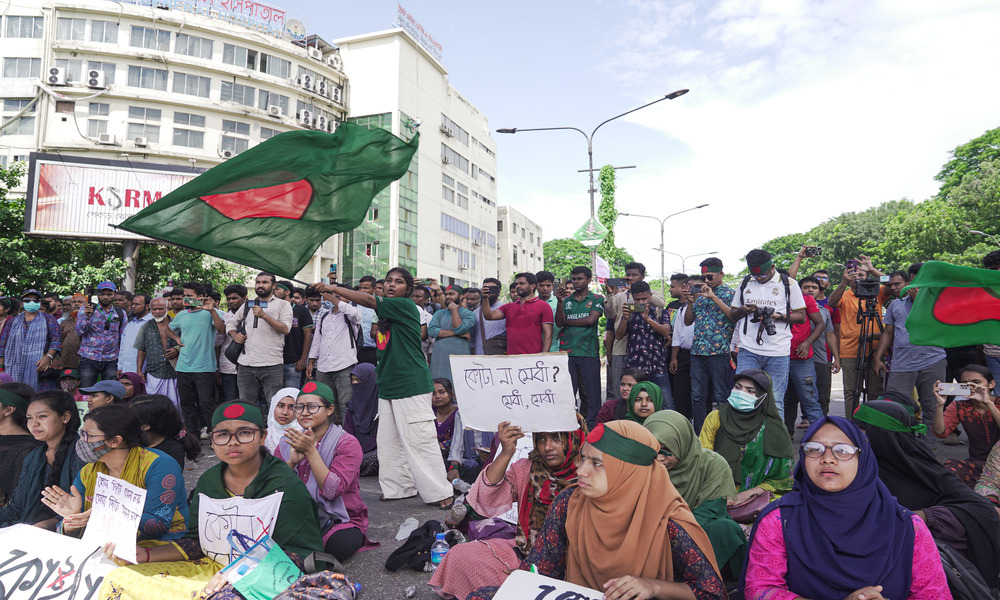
[450, 353, 577, 432]
[0, 523, 115, 599]
[81, 473, 147, 563]
[198, 492, 283, 566]
[493, 569, 604, 600]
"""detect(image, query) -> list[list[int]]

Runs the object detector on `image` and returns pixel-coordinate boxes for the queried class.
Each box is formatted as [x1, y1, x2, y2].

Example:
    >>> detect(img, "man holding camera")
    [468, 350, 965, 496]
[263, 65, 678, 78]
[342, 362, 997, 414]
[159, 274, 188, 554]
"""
[684, 257, 736, 432]
[606, 262, 665, 400]
[828, 256, 891, 417]
[616, 280, 673, 406]
[471, 278, 507, 355]
[723, 250, 807, 418]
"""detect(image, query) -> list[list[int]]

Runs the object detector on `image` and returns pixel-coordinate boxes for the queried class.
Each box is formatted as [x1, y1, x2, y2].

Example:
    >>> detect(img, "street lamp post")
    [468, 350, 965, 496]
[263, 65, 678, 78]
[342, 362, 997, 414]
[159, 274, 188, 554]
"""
[620, 204, 709, 297]
[656, 250, 718, 274]
[970, 229, 1000, 247]
[497, 89, 689, 279]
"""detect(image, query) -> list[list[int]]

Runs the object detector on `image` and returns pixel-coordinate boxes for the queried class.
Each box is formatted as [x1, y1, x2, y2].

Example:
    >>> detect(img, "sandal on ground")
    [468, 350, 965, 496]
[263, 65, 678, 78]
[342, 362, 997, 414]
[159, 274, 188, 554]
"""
[434, 497, 455, 510]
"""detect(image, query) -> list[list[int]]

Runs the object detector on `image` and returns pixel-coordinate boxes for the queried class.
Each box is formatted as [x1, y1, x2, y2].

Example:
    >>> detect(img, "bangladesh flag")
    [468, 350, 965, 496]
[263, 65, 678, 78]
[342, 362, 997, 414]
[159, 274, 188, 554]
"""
[902, 260, 1000, 347]
[116, 124, 418, 279]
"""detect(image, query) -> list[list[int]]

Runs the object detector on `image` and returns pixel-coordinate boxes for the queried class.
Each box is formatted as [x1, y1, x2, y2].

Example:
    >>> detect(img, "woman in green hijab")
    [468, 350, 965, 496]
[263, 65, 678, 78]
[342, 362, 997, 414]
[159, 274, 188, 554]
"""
[624, 381, 662, 425]
[698, 370, 794, 506]
[645, 410, 746, 575]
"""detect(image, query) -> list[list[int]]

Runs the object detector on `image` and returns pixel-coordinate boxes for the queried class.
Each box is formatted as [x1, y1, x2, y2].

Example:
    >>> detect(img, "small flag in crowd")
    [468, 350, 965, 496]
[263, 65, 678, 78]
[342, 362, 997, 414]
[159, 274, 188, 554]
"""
[902, 261, 1000, 347]
[117, 124, 418, 279]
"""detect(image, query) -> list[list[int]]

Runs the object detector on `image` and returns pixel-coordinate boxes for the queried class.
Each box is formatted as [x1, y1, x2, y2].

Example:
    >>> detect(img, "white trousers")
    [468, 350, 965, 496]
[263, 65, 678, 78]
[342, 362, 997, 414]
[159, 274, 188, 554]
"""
[377, 393, 453, 503]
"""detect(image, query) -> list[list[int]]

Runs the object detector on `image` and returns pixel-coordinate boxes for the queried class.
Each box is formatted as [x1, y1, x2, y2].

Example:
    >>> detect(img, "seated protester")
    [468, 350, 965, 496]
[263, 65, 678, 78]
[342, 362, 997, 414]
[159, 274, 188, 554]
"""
[645, 410, 746, 577]
[446, 412, 495, 485]
[97, 402, 324, 600]
[82, 379, 127, 411]
[596, 368, 646, 424]
[118, 372, 146, 403]
[0, 383, 42, 505]
[43, 404, 188, 541]
[467, 420, 726, 600]
[346, 363, 378, 476]
[700, 370, 795, 505]
[131, 394, 200, 470]
[264, 387, 302, 454]
[622, 381, 663, 426]
[274, 382, 377, 563]
[0, 390, 84, 528]
[429, 416, 587, 600]
[432, 378, 459, 464]
[58, 368, 84, 403]
[741, 415, 949, 600]
[854, 400, 1000, 586]
[975, 442, 1000, 514]
[933, 364, 1000, 487]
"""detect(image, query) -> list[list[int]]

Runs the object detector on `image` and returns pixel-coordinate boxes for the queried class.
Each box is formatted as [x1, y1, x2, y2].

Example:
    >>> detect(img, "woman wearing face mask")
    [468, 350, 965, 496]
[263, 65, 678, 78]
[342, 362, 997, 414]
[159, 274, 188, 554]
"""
[0, 289, 62, 392]
[0, 390, 84, 528]
[429, 416, 587, 600]
[59, 368, 84, 403]
[42, 404, 189, 542]
[264, 386, 302, 453]
[741, 415, 949, 600]
[700, 369, 795, 507]
[427, 285, 475, 383]
[0, 383, 42, 506]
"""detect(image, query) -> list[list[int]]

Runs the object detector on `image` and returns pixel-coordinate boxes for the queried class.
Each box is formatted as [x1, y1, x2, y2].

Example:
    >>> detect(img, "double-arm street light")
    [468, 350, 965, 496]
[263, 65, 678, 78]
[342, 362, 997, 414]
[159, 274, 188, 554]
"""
[497, 88, 689, 277]
[620, 204, 710, 296]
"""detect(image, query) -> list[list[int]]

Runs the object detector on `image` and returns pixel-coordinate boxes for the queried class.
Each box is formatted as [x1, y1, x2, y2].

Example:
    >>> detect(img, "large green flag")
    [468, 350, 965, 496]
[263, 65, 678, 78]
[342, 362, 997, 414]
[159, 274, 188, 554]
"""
[902, 260, 1000, 347]
[117, 124, 418, 279]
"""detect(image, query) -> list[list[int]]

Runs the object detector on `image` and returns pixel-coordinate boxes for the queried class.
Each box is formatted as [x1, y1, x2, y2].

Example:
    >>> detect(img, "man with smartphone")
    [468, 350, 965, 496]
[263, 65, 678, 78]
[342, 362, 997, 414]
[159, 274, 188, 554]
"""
[684, 258, 736, 432]
[75, 281, 125, 388]
[556, 266, 605, 427]
[480, 272, 553, 355]
[669, 274, 695, 418]
[873, 264, 947, 430]
[605, 262, 665, 401]
[470, 278, 506, 355]
[615, 281, 672, 406]
[171, 281, 226, 437]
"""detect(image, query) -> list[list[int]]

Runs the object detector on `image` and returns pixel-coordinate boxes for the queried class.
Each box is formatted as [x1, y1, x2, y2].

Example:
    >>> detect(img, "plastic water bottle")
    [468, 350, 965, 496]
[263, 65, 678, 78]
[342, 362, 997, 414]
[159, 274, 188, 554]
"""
[452, 477, 472, 494]
[429, 533, 450, 570]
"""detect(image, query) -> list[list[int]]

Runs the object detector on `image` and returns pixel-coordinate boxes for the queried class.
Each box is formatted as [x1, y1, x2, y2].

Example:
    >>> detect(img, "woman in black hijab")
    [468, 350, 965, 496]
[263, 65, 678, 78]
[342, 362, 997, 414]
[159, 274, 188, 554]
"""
[853, 399, 1000, 585]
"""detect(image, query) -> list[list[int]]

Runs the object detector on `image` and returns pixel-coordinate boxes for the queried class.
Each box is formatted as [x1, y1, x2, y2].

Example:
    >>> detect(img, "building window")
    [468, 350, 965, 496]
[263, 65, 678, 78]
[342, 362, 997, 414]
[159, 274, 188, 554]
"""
[365, 243, 379, 258]
[458, 194, 468, 209]
[221, 136, 249, 155]
[87, 61, 116, 84]
[442, 173, 455, 186]
[260, 127, 281, 140]
[90, 20, 118, 44]
[368, 207, 379, 222]
[457, 182, 468, 194]
[2, 58, 40, 78]
[530, 232, 534, 243]
[175, 34, 213, 59]
[441, 115, 470, 145]
[2, 99, 36, 135]
[441, 144, 469, 173]
[222, 120, 250, 136]
[258, 53, 290, 78]
[174, 112, 205, 128]
[222, 44, 257, 69]
[258, 90, 290, 115]
[87, 119, 107, 137]
[442, 186, 454, 204]
[6, 16, 43, 38]
[127, 122, 160, 143]
[54, 59, 85, 82]
[127, 66, 168, 91]
[87, 102, 108, 138]
[172, 72, 211, 97]
[56, 18, 86, 41]
[173, 129, 204, 148]
[513, 251, 518, 266]
[497, 221, 503, 231]
[129, 26, 170, 51]
[220, 82, 255, 106]
[1, 116, 34, 135]
[127, 107, 161, 143]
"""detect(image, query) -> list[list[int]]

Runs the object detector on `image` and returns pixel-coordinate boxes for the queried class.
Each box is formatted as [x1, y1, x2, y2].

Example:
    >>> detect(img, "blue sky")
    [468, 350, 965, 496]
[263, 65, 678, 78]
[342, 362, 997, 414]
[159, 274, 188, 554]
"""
[304, 1, 1000, 277]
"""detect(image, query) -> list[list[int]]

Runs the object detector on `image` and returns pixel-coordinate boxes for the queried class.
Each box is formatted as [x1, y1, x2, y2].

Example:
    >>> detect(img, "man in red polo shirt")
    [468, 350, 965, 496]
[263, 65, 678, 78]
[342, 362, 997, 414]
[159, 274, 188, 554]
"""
[480, 272, 553, 354]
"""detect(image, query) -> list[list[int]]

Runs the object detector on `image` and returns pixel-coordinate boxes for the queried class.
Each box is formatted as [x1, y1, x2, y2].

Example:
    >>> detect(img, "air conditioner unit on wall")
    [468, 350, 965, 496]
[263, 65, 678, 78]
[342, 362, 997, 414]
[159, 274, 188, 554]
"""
[317, 80, 329, 98]
[326, 55, 342, 70]
[458, 261, 469, 270]
[48, 66, 67, 86]
[328, 120, 338, 134]
[299, 109, 313, 128]
[300, 75, 313, 92]
[86, 70, 106, 89]
[97, 133, 117, 145]
[220, 149, 235, 159]
[331, 87, 342, 104]
[133, 137, 148, 147]
[316, 115, 327, 132]
[307, 47, 323, 61]
[442, 156, 450, 165]
[267, 105, 283, 118]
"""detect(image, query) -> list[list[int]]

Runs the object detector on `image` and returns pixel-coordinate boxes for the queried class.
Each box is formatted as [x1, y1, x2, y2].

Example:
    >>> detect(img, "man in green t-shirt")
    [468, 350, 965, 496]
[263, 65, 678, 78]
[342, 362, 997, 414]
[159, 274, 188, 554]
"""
[555, 266, 605, 427]
[311, 272, 453, 508]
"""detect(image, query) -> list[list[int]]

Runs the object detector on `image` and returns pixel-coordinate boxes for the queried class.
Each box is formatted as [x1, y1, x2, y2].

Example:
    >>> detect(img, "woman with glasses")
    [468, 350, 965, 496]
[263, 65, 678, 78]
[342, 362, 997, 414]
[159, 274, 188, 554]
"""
[645, 410, 746, 578]
[95, 401, 323, 600]
[742, 414, 950, 600]
[41, 404, 188, 543]
[699, 370, 795, 508]
[274, 381, 376, 563]
[855, 399, 1000, 589]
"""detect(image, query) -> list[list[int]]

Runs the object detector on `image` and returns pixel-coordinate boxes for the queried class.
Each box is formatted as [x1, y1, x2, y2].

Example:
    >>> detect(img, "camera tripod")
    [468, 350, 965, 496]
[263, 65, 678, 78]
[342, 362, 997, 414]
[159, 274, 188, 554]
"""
[853, 297, 884, 406]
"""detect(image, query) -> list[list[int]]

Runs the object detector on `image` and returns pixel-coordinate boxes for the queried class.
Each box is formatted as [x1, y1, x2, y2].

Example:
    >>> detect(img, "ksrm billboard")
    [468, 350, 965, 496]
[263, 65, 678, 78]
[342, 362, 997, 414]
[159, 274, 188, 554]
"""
[24, 153, 204, 241]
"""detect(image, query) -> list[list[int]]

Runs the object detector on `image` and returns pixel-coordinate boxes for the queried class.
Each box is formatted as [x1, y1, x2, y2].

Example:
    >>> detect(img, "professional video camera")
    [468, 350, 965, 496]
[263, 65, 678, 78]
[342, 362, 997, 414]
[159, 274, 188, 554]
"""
[750, 306, 777, 336]
[856, 277, 881, 300]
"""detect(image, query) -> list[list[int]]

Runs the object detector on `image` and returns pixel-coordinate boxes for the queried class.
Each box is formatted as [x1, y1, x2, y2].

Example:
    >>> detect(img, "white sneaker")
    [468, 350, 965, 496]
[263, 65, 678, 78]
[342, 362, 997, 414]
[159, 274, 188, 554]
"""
[200, 427, 209, 440]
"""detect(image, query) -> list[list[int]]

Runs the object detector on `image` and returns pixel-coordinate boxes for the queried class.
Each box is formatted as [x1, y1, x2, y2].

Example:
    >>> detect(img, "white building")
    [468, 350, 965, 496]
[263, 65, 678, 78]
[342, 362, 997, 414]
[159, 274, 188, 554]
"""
[2, 0, 347, 283]
[496, 205, 544, 285]
[334, 28, 500, 287]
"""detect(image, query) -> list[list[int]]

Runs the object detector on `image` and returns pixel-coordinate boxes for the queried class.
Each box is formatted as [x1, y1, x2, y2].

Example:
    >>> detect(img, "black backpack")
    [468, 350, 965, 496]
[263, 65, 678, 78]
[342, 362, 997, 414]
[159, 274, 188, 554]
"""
[937, 541, 1000, 600]
[318, 310, 364, 350]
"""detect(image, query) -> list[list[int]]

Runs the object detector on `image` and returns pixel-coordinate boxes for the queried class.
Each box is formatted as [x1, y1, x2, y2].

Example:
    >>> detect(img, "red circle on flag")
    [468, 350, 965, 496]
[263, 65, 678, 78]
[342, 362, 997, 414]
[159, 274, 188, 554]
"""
[303, 382, 317, 394]
[64, 369, 72, 375]
[223, 404, 245, 419]
[586, 423, 605, 444]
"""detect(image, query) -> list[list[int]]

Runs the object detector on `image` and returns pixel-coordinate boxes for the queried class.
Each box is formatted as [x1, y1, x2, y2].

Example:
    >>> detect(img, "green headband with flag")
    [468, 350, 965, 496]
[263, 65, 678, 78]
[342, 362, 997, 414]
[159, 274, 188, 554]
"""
[853, 403, 927, 434]
[0, 388, 27, 410]
[586, 422, 657, 466]
[116, 124, 419, 279]
[298, 381, 334, 406]
[901, 261, 1000, 347]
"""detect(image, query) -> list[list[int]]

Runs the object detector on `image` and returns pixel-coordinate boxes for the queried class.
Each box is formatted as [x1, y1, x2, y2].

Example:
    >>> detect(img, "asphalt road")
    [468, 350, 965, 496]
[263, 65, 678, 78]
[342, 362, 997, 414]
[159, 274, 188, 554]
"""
[179, 370, 969, 600]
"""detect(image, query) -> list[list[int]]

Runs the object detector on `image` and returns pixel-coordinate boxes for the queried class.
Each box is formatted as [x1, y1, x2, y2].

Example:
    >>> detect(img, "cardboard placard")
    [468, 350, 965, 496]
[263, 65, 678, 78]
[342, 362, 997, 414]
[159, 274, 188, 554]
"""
[198, 492, 283, 567]
[493, 569, 603, 600]
[0, 524, 115, 599]
[81, 473, 147, 563]
[449, 353, 577, 432]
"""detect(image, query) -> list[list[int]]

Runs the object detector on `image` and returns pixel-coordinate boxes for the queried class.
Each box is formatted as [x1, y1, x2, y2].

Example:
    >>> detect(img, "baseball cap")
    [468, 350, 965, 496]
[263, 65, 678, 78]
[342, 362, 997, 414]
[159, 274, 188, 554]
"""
[59, 368, 82, 381]
[80, 380, 126, 400]
[96, 281, 118, 292]
[21, 289, 42, 299]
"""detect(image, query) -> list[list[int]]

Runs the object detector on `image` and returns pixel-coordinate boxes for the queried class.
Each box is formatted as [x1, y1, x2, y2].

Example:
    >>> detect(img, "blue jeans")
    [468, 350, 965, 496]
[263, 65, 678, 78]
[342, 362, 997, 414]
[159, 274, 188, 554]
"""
[645, 371, 675, 411]
[568, 356, 602, 428]
[79, 357, 118, 388]
[690, 354, 731, 434]
[787, 359, 824, 424]
[220, 373, 239, 402]
[736, 350, 790, 419]
[283, 363, 305, 389]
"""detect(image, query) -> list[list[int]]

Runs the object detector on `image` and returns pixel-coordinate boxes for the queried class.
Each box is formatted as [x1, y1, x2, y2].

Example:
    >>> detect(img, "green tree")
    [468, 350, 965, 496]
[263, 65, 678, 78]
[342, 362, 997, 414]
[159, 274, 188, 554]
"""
[596, 165, 636, 276]
[0, 163, 251, 295]
[543, 238, 592, 277]
[936, 126, 1000, 198]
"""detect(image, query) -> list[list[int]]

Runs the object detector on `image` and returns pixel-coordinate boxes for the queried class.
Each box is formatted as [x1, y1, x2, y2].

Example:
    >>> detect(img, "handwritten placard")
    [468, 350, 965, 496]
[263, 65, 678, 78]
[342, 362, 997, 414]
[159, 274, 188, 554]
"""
[82, 473, 147, 563]
[198, 492, 283, 567]
[450, 353, 577, 432]
[0, 524, 115, 599]
[493, 569, 604, 600]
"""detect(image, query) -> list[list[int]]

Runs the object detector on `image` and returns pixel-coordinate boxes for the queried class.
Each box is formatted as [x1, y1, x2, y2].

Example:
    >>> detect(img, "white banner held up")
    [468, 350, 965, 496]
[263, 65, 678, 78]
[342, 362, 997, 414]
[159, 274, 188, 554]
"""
[493, 569, 603, 600]
[0, 524, 116, 598]
[82, 472, 147, 563]
[449, 353, 577, 432]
